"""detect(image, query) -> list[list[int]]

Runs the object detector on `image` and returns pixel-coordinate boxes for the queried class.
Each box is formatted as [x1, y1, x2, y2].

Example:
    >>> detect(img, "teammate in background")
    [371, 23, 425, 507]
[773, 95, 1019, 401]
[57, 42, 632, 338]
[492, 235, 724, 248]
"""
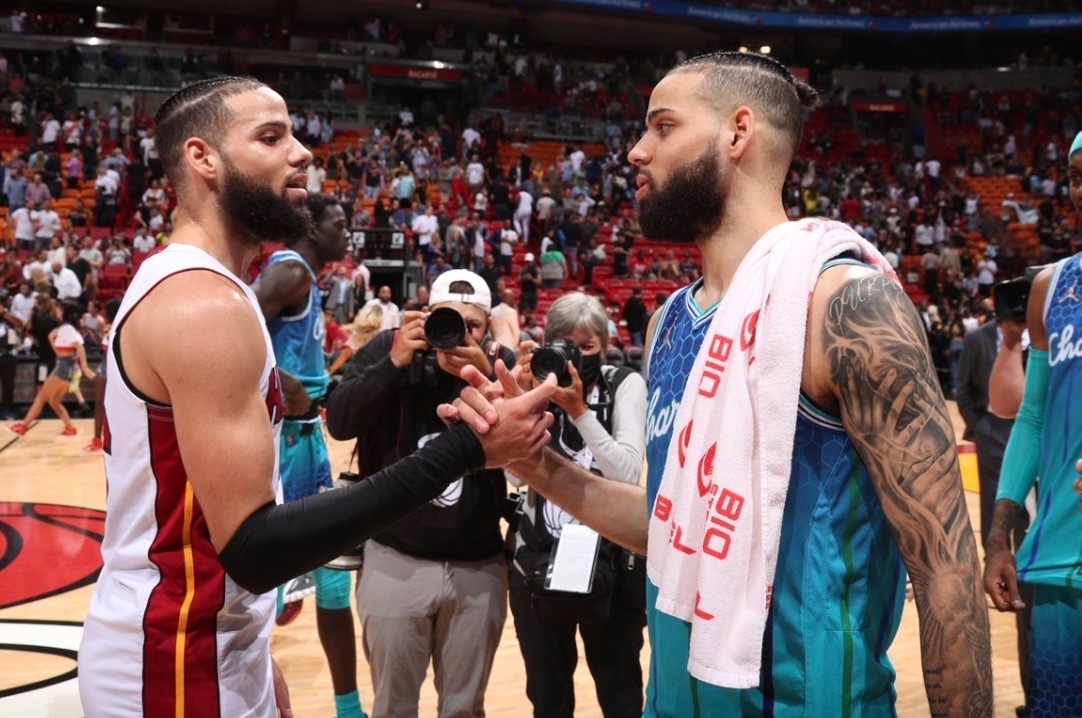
[8, 301, 96, 438]
[82, 298, 121, 453]
[251, 193, 363, 718]
[984, 129, 1082, 717]
[444, 52, 991, 716]
[78, 76, 556, 718]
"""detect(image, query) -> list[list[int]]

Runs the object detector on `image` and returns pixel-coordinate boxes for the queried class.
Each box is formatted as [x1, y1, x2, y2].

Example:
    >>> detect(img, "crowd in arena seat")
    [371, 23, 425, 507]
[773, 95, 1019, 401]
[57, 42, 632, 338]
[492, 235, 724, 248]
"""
[1, 11, 1080, 410]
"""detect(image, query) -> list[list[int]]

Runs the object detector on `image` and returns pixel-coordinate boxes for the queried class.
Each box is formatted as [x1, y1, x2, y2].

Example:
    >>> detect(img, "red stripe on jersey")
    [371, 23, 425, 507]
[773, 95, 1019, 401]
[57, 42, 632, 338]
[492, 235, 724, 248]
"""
[142, 405, 225, 717]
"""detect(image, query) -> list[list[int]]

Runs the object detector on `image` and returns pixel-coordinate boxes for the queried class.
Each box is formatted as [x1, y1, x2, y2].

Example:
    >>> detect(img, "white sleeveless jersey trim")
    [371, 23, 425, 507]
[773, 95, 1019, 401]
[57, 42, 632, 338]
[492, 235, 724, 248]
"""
[79, 244, 283, 718]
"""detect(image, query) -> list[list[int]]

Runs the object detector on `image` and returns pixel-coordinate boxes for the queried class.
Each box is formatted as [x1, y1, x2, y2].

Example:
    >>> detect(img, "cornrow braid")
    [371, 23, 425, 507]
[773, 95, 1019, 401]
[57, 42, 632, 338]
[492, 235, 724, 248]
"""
[154, 76, 265, 189]
[669, 51, 819, 160]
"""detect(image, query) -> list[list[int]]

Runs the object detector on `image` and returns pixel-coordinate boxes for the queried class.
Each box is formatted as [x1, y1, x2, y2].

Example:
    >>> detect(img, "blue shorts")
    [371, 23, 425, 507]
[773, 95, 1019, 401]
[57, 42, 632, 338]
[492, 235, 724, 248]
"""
[1028, 584, 1082, 718]
[53, 355, 76, 382]
[279, 419, 333, 503]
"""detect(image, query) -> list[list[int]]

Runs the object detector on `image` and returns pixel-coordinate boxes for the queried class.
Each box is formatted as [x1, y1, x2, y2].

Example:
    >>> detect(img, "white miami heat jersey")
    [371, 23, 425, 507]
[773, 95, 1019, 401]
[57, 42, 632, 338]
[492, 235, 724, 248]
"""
[79, 243, 284, 717]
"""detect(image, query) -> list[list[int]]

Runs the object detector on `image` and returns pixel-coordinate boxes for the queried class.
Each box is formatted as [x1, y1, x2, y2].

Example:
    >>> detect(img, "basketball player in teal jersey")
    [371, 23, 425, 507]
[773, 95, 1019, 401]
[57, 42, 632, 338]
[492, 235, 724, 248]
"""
[252, 193, 364, 718]
[444, 52, 991, 716]
[985, 130, 1082, 717]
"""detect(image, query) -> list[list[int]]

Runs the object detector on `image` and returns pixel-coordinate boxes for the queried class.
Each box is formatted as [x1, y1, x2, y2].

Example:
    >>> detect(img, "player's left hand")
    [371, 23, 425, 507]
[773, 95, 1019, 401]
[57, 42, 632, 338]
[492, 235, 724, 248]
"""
[1075, 458, 1082, 498]
[436, 330, 492, 379]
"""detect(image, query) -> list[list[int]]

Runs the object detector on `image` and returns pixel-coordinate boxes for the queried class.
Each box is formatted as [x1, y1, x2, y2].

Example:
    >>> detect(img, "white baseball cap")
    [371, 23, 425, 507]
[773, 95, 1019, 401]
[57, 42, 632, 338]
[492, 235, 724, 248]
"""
[429, 269, 492, 313]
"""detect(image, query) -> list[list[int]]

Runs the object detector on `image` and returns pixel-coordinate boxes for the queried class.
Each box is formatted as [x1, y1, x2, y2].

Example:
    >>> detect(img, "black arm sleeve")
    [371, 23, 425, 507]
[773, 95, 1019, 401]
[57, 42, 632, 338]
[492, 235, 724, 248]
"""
[218, 422, 485, 594]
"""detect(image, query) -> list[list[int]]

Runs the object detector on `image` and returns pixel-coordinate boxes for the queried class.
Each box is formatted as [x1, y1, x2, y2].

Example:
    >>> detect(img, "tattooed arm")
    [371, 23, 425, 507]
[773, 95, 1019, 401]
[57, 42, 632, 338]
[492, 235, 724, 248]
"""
[814, 270, 992, 718]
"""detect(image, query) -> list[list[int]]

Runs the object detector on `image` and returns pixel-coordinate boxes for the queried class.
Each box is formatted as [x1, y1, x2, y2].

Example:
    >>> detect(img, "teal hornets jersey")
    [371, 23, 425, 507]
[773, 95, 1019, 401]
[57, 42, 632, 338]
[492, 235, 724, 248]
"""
[1016, 253, 1082, 588]
[260, 250, 329, 401]
[644, 278, 906, 718]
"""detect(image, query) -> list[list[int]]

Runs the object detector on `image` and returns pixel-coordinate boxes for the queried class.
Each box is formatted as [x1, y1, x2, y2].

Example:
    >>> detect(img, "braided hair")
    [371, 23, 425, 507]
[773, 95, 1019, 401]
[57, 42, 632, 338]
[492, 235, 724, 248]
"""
[668, 51, 819, 160]
[154, 76, 265, 189]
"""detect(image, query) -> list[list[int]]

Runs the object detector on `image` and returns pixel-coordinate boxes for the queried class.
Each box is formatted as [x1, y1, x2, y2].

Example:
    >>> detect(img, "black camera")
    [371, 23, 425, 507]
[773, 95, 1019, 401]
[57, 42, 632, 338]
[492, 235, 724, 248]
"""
[424, 307, 467, 349]
[993, 278, 1031, 323]
[530, 340, 582, 387]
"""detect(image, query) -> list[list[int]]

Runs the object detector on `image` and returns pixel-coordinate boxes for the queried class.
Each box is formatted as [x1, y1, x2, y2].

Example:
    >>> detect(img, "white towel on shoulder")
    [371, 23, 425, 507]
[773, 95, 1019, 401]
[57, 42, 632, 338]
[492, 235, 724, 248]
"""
[645, 218, 896, 689]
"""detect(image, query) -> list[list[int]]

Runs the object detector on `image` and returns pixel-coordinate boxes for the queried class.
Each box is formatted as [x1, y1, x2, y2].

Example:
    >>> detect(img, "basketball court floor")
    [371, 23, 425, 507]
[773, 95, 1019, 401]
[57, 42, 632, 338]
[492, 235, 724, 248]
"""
[1, 412, 1026, 717]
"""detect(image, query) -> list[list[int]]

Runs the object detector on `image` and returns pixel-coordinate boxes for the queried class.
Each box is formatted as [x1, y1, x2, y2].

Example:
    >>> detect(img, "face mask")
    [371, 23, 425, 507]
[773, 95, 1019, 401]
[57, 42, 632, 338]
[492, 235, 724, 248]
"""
[578, 352, 603, 391]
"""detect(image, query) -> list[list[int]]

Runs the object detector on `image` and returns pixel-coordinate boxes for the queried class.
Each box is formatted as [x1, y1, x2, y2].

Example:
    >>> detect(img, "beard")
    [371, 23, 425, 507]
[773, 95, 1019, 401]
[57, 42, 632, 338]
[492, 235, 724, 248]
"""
[220, 157, 312, 248]
[637, 144, 726, 244]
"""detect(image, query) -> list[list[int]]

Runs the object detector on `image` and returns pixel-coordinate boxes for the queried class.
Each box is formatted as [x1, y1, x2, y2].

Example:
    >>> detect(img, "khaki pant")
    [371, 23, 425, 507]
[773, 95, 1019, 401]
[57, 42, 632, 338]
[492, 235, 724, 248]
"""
[357, 541, 506, 718]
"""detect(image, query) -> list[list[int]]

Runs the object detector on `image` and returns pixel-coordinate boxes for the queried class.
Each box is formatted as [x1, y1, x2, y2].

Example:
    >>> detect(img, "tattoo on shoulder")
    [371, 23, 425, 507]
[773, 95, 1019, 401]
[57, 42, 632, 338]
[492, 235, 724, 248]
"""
[823, 275, 992, 718]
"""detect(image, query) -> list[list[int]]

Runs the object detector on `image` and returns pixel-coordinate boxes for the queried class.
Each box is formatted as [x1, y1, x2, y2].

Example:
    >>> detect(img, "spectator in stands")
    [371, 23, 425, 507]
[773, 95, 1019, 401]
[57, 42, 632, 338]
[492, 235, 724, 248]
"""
[78, 236, 103, 273]
[9, 93, 25, 136]
[94, 166, 118, 228]
[40, 112, 61, 152]
[362, 155, 384, 199]
[513, 186, 534, 245]
[519, 252, 540, 313]
[32, 199, 61, 251]
[64, 149, 82, 190]
[26, 173, 51, 210]
[350, 202, 371, 229]
[465, 153, 486, 197]
[11, 198, 34, 251]
[65, 245, 93, 300]
[496, 219, 518, 277]
[362, 285, 402, 331]
[4, 166, 27, 209]
[80, 300, 106, 345]
[393, 164, 416, 205]
[540, 246, 568, 290]
[478, 252, 500, 296]
[8, 281, 33, 326]
[51, 261, 82, 303]
[132, 227, 156, 254]
[1, 251, 23, 295]
[977, 252, 997, 298]
[104, 236, 131, 268]
[46, 236, 67, 269]
[623, 286, 647, 347]
[411, 203, 439, 252]
[306, 157, 327, 197]
[324, 265, 355, 325]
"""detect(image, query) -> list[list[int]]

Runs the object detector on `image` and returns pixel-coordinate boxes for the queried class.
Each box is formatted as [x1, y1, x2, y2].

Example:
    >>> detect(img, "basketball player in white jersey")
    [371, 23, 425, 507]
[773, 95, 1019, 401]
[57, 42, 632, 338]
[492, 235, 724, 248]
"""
[78, 77, 557, 718]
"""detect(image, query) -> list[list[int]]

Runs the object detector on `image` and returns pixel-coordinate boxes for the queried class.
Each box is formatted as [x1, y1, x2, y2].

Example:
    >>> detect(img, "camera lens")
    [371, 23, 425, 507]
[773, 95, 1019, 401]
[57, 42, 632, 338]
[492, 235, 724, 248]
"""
[424, 307, 467, 349]
[531, 346, 570, 386]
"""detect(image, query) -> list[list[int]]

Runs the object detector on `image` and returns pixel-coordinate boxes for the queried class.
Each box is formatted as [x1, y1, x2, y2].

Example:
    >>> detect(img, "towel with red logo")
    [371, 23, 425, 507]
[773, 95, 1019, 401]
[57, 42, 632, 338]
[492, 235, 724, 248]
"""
[646, 218, 896, 689]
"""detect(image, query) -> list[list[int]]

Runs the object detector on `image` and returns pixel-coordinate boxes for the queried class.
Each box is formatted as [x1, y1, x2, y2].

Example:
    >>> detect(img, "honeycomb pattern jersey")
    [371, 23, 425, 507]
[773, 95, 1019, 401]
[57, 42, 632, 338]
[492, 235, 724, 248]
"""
[1015, 252, 1082, 588]
[1027, 585, 1082, 718]
[642, 272, 906, 718]
[1017, 253, 1082, 718]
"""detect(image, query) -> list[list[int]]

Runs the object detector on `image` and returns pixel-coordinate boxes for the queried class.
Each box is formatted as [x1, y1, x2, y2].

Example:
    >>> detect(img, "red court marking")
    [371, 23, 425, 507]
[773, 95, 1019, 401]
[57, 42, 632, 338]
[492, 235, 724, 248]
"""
[0, 502, 105, 609]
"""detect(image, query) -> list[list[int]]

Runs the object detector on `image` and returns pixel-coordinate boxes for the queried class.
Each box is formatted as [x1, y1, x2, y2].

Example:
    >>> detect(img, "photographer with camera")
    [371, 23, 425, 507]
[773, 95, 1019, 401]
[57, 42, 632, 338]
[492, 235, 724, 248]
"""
[509, 292, 648, 718]
[326, 269, 519, 718]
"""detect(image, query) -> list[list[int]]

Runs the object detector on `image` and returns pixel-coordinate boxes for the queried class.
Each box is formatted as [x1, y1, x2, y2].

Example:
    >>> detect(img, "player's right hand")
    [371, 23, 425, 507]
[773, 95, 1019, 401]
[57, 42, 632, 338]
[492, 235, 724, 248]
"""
[983, 549, 1026, 612]
[390, 310, 429, 368]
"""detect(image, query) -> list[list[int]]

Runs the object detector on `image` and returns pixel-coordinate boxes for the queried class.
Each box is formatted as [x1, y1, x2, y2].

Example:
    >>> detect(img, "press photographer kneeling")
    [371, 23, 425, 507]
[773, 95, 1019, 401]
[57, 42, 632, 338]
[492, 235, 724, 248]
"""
[509, 292, 648, 718]
[326, 270, 518, 718]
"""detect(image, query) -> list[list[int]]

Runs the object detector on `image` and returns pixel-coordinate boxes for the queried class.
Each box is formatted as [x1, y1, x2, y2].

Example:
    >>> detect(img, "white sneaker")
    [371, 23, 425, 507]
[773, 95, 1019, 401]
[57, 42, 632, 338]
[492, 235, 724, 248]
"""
[281, 572, 317, 603]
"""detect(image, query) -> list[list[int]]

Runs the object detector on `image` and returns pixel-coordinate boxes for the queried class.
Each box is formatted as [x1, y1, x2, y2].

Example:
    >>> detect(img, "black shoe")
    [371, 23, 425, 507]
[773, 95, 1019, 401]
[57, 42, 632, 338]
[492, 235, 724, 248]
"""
[1016, 707, 1030, 718]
